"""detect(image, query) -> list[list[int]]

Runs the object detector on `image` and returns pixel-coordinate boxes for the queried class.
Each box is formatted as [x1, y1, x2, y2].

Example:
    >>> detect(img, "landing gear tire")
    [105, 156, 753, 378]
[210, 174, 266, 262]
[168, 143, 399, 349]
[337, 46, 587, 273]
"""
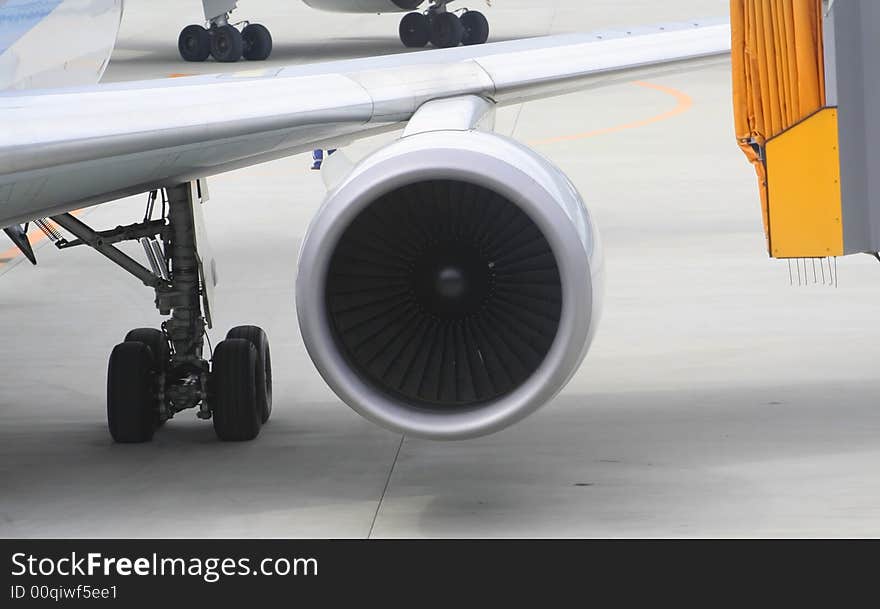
[211, 338, 261, 441]
[179, 25, 210, 62]
[430, 12, 464, 48]
[124, 328, 169, 426]
[460, 10, 489, 46]
[242, 23, 273, 61]
[124, 328, 169, 368]
[107, 342, 156, 443]
[210, 24, 243, 63]
[399, 12, 430, 48]
[226, 326, 272, 423]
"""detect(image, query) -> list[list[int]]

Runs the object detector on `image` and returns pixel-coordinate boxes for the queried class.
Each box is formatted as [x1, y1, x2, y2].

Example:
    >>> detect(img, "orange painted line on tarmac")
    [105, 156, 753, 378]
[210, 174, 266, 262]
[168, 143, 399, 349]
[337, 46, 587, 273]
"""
[527, 81, 694, 146]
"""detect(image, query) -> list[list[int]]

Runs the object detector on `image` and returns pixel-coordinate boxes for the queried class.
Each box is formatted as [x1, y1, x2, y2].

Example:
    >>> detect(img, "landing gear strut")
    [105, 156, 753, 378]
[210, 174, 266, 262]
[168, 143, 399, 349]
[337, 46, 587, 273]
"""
[179, 1, 273, 62]
[398, 2, 490, 49]
[47, 180, 272, 443]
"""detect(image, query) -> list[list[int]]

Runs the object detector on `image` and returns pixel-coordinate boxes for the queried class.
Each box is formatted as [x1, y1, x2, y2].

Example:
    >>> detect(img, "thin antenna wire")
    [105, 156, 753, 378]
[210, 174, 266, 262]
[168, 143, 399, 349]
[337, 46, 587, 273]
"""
[834, 257, 838, 288]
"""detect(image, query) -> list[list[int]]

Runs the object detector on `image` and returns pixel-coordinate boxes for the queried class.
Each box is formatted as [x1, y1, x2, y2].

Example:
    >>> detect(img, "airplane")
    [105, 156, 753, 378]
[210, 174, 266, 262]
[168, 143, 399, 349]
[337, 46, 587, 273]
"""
[0, 0, 730, 443]
[179, 0, 493, 63]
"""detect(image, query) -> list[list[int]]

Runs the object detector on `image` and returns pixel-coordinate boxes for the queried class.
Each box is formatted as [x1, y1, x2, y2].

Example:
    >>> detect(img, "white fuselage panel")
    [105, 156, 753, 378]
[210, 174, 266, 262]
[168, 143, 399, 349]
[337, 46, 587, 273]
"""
[0, 0, 122, 91]
[301, 0, 420, 14]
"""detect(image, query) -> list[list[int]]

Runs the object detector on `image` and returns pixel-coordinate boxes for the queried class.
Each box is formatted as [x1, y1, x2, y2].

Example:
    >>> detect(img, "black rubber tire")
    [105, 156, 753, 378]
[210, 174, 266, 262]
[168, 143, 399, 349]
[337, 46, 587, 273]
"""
[124, 328, 168, 426]
[210, 24, 243, 63]
[124, 328, 168, 369]
[179, 25, 211, 62]
[460, 11, 489, 46]
[399, 12, 430, 48]
[107, 342, 156, 443]
[226, 326, 272, 423]
[242, 23, 273, 60]
[430, 12, 464, 48]
[211, 339, 261, 441]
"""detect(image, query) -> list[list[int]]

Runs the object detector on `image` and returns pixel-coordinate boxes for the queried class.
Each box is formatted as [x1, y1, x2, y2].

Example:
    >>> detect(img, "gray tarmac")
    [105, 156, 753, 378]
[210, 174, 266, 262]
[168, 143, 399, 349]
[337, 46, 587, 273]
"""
[4, 0, 880, 538]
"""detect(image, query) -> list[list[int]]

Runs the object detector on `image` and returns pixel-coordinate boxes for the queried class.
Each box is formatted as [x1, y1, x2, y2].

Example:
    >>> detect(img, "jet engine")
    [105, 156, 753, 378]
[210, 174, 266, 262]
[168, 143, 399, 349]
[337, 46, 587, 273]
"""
[296, 130, 603, 439]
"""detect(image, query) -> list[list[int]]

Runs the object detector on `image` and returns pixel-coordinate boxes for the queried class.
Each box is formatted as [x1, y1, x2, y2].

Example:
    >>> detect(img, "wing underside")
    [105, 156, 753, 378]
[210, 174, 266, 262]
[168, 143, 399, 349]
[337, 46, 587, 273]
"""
[0, 20, 730, 226]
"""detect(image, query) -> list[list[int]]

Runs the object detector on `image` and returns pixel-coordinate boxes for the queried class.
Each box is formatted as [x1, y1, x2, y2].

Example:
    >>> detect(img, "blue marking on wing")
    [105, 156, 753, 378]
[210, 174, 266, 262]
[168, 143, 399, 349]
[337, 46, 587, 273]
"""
[0, 0, 64, 54]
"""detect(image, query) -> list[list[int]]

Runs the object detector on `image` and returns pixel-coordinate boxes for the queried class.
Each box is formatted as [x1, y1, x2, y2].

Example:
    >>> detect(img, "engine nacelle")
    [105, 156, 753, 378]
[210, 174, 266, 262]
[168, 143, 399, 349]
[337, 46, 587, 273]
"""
[301, 0, 423, 13]
[296, 130, 604, 440]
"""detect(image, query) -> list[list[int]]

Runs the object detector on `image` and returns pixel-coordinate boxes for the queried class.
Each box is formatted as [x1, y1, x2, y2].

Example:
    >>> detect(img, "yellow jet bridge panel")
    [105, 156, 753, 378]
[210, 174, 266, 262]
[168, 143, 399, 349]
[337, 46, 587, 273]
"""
[730, 0, 829, 257]
[733, 0, 880, 259]
[765, 108, 842, 258]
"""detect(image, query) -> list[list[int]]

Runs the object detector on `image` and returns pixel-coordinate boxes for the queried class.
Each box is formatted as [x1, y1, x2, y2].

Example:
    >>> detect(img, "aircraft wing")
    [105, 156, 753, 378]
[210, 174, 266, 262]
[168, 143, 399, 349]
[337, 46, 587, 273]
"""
[0, 19, 729, 226]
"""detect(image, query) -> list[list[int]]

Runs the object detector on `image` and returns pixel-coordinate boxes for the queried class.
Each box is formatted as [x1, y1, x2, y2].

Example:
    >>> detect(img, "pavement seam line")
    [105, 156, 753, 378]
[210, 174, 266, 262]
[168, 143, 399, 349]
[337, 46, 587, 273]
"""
[368, 434, 405, 539]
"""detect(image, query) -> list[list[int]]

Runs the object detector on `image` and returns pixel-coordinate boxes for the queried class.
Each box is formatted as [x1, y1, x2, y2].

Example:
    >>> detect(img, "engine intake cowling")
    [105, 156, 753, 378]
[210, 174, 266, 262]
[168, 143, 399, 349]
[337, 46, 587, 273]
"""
[296, 130, 603, 439]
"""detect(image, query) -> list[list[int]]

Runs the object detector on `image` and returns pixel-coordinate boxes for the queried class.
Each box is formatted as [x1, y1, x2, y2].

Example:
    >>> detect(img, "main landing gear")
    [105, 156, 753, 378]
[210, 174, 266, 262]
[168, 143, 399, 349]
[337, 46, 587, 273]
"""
[179, 1, 272, 62]
[399, 2, 490, 49]
[46, 181, 272, 443]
